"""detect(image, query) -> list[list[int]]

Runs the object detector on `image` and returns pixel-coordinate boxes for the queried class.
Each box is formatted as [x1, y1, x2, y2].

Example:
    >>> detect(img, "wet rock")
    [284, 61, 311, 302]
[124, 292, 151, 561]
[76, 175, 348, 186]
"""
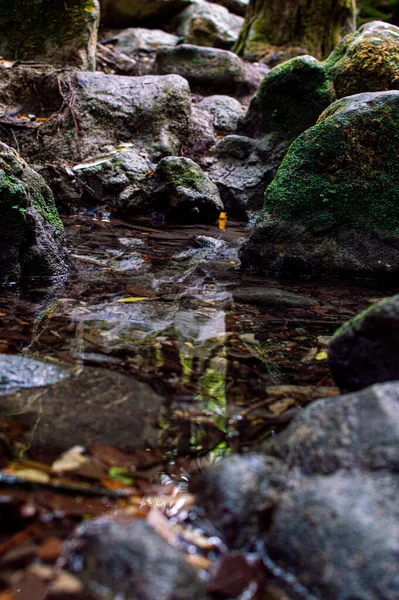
[0, 0, 99, 70]
[0, 355, 70, 394]
[206, 133, 290, 218]
[174, 0, 244, 49]
[329, 295, 399, 392]
[0, 367, 164, 461]
[240, 55, 335, 139]
[196, 95, 243, 134]
[327, 20, 399, 99]
[0, 142, 68, 284]
[154, 44, 251, 96]
[0, 69, 192, 165]
[99, 0, 193, 27]
[263, 381, 399, 474]
[191, 454, 287, 548]
[208, 0, 248, 17]
[58, 517, 209, 600]
[156, 156, 224, 221]
[232, 287, 317, 308]
[45, 147, 155, 216]
[266, 470, 399, 600]
[112, 28, 180, 53]
[240, 91, 399, 278]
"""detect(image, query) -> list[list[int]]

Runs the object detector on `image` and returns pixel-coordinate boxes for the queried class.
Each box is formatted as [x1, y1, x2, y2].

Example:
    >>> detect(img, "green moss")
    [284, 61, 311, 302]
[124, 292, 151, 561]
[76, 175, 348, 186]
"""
[0, 0, 98, 68]
[264, 94, 399, 232]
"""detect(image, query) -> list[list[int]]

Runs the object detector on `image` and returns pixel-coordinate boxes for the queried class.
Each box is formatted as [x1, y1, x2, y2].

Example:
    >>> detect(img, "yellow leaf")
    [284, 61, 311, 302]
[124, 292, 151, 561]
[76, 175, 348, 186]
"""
[315, 350, 328, 361]
[229, 261, 237, 265]
[13, 469, 50, 483]
[117, 297, 148, 303]
[218, 211, 227, 230]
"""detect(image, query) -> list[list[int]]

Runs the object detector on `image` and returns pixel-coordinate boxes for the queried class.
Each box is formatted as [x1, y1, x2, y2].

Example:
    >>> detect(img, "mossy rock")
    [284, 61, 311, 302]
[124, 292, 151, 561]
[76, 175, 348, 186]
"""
[0, 142, 68, 283]
[240, 55, 336, 139]
[329, 294, 399, 392]
[156, 156, 224, 221]
[324, 20, 399, 98]
[0, 0, 100, 70]
[240, 91, 399, 278]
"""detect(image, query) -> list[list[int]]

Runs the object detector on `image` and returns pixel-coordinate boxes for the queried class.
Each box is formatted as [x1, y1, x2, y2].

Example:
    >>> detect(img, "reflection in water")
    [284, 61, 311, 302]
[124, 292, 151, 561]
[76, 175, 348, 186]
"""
[0, 217, 390, 461]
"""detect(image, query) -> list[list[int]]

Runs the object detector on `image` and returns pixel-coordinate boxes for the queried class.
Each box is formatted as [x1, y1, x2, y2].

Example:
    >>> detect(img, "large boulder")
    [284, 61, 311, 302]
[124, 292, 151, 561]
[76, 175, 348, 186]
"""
[0, 69, 192, 164]
[173, 0, 244, 49]
[240, 91, 399, 277]
[0, 0, 99, 70]
[329, 295, 399, 392]
[263, 381, 399, 474]
[0, 143, 68, 284]
[58, 517, 209, 600]
[266, 470, 399, 600]
[99, 0, 193, 27]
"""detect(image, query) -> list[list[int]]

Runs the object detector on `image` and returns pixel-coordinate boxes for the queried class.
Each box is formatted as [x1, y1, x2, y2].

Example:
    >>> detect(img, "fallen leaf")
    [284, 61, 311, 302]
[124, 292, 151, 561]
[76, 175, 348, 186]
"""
[117, 296, 148, 303]
[52, 446, 89, 473]
[315, 350, 328, 361]
[12, 469, 50, 484]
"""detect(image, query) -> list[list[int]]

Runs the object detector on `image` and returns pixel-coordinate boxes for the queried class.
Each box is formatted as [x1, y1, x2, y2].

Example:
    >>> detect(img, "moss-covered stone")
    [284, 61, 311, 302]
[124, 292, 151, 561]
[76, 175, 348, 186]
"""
[0, 142, 67, 283]
[0, 0, 99, 70]
[240, 55, 336, 139]
[324, 20, 399, 98]
[264, 91, 399, 231]
[156, 156, 224, 221]
[239, 91, 399, 277]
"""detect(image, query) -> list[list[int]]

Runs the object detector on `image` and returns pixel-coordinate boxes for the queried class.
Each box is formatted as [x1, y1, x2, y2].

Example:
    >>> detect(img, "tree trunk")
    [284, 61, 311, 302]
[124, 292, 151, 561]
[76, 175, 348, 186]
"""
[234, 0, 356, 64]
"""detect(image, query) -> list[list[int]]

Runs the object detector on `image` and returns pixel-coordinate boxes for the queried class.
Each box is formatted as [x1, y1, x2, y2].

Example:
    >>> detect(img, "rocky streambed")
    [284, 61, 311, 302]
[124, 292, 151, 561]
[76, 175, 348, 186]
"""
[0, 1, 399, 599]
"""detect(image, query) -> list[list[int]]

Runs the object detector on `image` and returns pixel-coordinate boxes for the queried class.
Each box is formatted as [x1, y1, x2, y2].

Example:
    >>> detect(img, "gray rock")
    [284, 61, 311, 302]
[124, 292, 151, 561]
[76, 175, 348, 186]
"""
[0, 367, 164, 460]
[185, 106, 218, 162]
[0, 0, 100, 70]
[47, 147, 155, 215]
[263, 381, 399, 474]
[329, 295, 399, 392]
[156, 156, 224, 221]
[206, 133, 290, 218]
[59, 517, 209, 600]
[240, 92, 399, 277]
[0, 355, 70, 394]
[0, 68, 193, 165]
[232, 287, 317, 308]
[99, 0, 193, 27]
[0, 143, 68, 284]
[113, 27, 180, 53]
[190, 454, 287, 547]
[154, 44, 250, 96]
[174, 0, 244, 49]
[196, 95, 243, 134]
[72, 71, 192, 161]
[208, 0, 248, 17]
[266, 470, 399, 600]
